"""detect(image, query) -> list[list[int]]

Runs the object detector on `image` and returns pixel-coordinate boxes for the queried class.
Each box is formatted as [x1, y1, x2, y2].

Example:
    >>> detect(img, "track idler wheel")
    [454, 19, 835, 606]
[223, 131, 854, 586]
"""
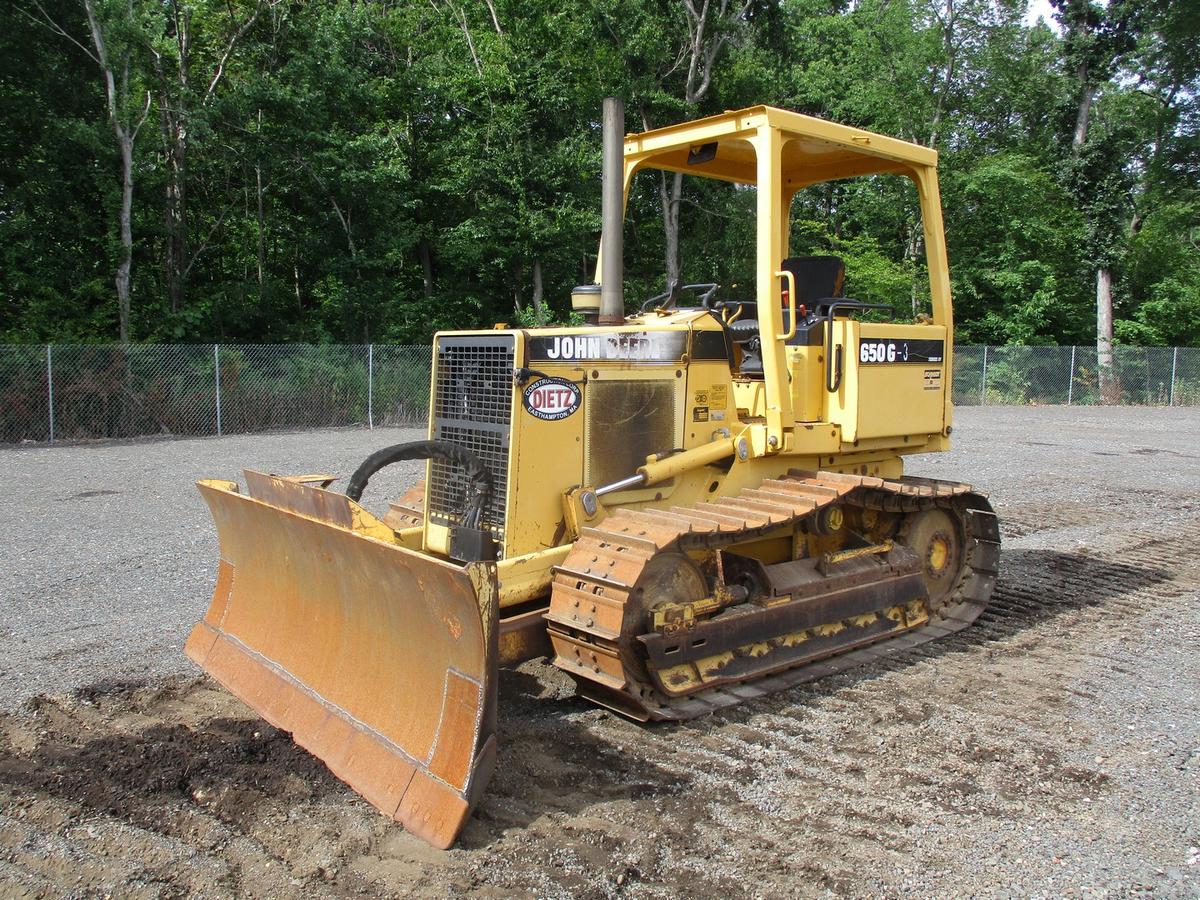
[622, 552, 708, 687]
[898, 506, 964, 612]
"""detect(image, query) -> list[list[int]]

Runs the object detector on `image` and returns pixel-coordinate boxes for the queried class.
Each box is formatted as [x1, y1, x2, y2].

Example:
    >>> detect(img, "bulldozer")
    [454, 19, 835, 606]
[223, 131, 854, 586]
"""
[186, 100, 999, 848]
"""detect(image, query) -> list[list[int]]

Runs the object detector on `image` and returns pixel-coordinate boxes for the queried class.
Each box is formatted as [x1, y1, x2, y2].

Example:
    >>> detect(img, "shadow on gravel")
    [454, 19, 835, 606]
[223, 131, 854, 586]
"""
[0, 704, 346, 836]
[0, 669, 692, 856]
[849, 548, 1169, 675]
[474, 548, 1177, 849]
[615, 548, 1174, 733]
[965, 547, 1171, 638]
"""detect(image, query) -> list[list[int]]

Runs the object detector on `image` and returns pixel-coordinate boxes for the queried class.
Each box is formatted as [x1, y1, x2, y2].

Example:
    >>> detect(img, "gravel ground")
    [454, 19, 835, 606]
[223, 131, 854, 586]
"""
[0, 426, 427, 711]
[1, 406, 1198, 898]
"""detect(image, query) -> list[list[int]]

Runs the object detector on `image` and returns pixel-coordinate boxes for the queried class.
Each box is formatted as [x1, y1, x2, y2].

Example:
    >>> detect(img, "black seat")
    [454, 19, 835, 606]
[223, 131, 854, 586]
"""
[780, 255, 845, 315]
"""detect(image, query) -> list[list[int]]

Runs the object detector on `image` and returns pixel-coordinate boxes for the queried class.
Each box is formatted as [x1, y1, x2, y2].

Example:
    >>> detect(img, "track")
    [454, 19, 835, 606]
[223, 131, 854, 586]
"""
[547, 472, 999, 721]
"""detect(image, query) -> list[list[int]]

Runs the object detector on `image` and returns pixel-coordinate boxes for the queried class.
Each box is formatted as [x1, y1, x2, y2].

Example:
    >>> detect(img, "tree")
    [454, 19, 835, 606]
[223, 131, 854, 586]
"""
[2, 0, 1196, 351]
[1052, 0, 1135, 390]
[608, 0, 753, 290]
[26, 0, 154, 341]
[151, 0, 271, 315]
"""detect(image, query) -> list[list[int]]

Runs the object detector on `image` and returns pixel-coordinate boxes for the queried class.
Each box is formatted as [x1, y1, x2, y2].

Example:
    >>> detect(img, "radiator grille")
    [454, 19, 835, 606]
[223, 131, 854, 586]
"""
[586, 380, 677, 488]
[428, 335, 515, 541]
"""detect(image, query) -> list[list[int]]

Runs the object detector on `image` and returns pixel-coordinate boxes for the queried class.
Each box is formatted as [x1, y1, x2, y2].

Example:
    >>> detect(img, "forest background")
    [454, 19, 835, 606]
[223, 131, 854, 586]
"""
[1, 0, 1197, 353]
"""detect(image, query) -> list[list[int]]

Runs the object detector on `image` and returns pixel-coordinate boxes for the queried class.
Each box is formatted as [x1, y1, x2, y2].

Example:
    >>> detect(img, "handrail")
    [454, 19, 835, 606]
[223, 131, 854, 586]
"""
[822, 299, 891, 392]
[776, 269, 797, 341]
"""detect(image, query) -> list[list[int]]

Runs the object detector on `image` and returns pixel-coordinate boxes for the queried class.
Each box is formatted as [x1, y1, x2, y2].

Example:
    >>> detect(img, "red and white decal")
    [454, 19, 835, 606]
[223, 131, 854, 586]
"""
[522, 377, 581, 421]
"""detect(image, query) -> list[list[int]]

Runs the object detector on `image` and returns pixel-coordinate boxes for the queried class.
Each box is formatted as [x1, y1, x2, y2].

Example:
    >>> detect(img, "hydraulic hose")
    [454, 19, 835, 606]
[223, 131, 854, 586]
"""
[346, 440, 493, 529]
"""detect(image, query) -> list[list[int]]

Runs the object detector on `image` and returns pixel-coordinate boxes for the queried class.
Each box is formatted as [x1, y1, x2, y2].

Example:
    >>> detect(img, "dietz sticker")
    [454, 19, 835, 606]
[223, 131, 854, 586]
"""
[523, 377, 581, 421]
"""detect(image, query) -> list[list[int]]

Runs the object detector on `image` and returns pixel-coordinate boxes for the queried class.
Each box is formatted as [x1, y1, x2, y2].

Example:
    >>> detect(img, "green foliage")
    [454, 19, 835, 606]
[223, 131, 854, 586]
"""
[1, 0, 1197, 347]
[945, 153, 1089, 343]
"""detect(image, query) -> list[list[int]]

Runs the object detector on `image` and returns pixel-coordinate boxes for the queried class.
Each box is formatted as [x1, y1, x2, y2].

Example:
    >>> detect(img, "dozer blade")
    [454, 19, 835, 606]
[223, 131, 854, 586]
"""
[185, 471, 498, 849]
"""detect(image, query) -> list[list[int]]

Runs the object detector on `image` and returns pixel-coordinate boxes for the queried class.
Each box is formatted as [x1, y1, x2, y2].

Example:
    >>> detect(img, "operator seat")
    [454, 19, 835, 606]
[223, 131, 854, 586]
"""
[731, 255, 845, 376]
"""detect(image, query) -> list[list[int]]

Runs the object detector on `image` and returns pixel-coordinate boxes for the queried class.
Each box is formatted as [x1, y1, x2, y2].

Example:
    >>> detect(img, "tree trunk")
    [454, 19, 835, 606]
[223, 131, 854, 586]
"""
[1096, 267, 1118, 402]
[929, 0, 957, 147]
[904, 222, 923, 318]
[80, 0, 150, 342]
[161, 0, 190, 315]
[658, 171, 683, 289]
[532, 258, 544, 315]
[645, 0, 750, 290]
[1073, 80, 1095, 150]
[1069, 56, 1110, 400]
[116, 127, 135, 342]
[255, 161, 266, 291]
[158, 0, 263, 317]
[419, 238, 434, 297]
[164, 122, 188, 312]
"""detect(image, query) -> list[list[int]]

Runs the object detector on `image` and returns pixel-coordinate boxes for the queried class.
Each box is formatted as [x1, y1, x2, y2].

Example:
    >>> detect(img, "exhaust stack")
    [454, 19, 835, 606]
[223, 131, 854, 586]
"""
[599, 97, 625, 325]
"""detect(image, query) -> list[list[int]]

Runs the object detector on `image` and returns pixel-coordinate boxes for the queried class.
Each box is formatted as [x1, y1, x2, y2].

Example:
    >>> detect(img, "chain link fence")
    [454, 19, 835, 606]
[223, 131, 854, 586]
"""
[0, 344, 432, 443]
[1, 343, 1197, 444]
[952, 345, 1200, 407]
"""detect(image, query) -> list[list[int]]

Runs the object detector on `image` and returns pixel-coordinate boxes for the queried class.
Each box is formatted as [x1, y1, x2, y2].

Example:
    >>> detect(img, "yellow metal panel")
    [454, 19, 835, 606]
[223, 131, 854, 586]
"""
[786, 158, 914, 191]
[628, 151, 756, 186]
[855, 324, 947, 440]
[762, 106, 938, 167]
[911, 167, 956, 435]
[623, 111, 764, 157]
[856, 367, 943, 440]
[683, 369, 736, 439]
[497, 545, 572, 607]
[582, 364, 686, 504]
[622, 106, 937, 189]
[826, 322, 949, 442]
[826, 320, 860, 443]
[787, 346, 823, 422]
[426, 521, 451, 557]
[732, 379, 767, 418]
[507, 363, 585, 559]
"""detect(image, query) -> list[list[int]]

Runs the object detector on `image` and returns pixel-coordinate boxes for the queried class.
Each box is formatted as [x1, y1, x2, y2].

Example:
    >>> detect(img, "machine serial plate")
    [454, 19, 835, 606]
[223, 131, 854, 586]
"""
[858, 338, 944, 365]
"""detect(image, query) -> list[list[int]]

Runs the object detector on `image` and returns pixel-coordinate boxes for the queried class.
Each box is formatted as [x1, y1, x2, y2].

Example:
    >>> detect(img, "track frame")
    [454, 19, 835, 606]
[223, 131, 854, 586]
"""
[547, 471, 1000, 721]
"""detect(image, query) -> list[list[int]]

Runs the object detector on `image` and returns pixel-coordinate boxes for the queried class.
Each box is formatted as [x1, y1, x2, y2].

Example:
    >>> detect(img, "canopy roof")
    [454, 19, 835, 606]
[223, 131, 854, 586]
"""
[624, 106, 937, 191]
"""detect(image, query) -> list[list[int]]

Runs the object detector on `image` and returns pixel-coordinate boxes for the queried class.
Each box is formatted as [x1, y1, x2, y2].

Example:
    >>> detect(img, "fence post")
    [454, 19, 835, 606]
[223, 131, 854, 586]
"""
[1145, 349, 1152, 405]
[980, 345, 988, 406]
[1171, 348, 1180, 408]
[1067, 345, 1076, 405]
[46, 344, 55, 443]
[368, 343, 374, 429]
[214, 344, 223, 436]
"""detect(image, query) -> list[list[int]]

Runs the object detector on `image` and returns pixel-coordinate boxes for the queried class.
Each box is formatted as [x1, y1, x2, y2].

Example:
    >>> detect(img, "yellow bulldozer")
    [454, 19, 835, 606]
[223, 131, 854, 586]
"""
[186, 100, 1000, 848]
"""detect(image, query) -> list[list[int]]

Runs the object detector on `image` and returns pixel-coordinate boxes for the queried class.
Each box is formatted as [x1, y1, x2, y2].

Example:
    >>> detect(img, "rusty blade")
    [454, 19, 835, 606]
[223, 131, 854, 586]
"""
[185, 473, 497, 849]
